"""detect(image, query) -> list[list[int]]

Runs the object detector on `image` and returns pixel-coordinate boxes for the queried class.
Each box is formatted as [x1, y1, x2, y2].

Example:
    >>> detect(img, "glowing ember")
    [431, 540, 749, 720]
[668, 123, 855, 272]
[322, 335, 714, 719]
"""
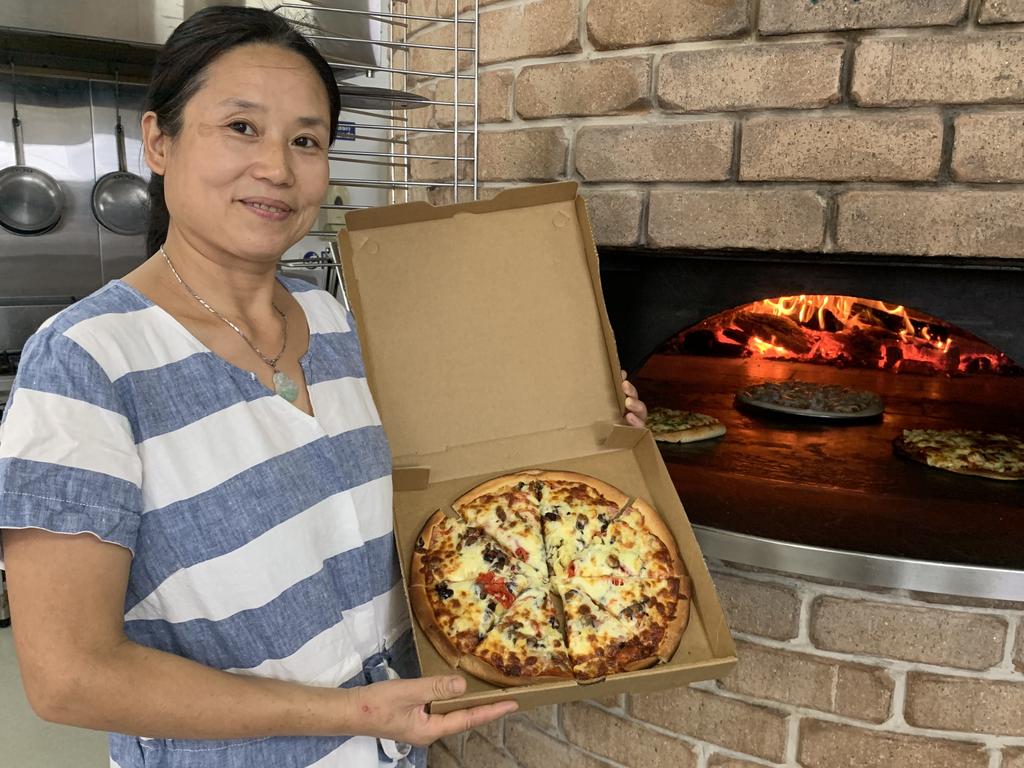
[668, 294, 1020, 376]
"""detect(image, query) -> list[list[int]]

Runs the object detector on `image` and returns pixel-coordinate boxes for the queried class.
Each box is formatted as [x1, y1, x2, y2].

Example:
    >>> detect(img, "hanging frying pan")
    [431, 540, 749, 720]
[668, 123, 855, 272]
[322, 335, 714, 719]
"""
[92, 74, 149, 236]
[0, 63, 65, 236]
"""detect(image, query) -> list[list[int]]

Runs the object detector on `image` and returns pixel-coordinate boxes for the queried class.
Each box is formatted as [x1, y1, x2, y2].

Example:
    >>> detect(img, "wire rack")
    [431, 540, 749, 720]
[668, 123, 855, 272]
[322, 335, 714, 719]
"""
[273, 0, 479, 293]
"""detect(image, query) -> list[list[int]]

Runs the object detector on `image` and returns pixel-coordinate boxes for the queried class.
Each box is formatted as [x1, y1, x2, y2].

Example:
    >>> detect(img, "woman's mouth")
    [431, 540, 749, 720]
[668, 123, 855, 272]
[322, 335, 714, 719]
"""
[240, 198, 293, 221]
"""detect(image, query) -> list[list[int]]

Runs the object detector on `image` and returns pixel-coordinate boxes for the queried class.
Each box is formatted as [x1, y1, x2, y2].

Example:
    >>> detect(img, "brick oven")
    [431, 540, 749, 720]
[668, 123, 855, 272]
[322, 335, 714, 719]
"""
[406, 1, 1024, 766]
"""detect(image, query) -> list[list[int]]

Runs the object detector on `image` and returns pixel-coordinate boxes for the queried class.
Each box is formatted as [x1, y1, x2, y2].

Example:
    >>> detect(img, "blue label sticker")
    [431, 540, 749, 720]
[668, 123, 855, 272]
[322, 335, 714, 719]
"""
[336, 121, 357, 141]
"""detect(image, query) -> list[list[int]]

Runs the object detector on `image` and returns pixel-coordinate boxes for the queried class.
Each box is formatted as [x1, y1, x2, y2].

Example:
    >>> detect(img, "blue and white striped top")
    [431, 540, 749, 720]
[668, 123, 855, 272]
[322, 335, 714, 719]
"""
[0, 277, 424, 768]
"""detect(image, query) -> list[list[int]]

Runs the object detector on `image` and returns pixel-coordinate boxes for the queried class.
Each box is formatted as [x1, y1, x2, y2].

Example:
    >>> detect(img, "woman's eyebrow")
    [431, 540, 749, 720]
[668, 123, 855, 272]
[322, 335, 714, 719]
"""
[218, 97, 263, 111]
[297, 115, 327, 129]
[217, 97, 326, 128]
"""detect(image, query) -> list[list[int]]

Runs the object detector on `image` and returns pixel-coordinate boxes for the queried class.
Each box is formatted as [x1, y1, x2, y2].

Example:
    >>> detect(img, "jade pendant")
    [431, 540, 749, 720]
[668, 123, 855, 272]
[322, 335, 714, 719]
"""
[272, 370, 299, 402]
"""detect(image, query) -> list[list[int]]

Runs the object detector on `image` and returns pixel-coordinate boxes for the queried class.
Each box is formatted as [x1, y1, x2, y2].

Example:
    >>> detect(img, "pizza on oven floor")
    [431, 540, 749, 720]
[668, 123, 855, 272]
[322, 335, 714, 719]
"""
[410, 470, 690, 686]
[647, 406, 726, 444]
[737, 380, 883, 417]
[893, 429, 1024, 481]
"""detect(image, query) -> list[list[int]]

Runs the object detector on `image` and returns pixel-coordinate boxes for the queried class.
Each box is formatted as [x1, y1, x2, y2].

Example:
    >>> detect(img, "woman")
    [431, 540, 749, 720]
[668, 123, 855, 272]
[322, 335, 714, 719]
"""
[0, 7, 648, 768]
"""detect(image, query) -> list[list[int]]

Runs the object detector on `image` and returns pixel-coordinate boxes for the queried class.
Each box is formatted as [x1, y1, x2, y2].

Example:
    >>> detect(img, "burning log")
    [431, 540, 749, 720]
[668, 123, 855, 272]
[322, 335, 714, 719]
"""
[731, 312, 814, 354]
[670, 294, 1020, 376]
[835, 328, 889, 369]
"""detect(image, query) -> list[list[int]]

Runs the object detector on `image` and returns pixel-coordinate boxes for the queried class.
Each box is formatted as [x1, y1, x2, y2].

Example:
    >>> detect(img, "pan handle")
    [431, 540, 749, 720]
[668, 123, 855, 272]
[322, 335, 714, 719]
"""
[12, 116, 24, 166]
[9, 62, 24, 167]
[115, 117, 128, 173]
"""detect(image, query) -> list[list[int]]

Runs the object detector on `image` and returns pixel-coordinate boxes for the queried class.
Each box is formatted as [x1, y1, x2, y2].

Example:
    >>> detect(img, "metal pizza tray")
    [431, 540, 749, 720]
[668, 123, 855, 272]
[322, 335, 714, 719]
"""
[734, 390, 885, 421]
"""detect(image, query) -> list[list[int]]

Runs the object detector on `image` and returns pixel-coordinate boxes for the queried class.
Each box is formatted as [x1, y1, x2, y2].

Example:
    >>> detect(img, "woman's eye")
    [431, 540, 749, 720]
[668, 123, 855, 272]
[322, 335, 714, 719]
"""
[229, 121, 254, 135]
[294, 136, 321, 149]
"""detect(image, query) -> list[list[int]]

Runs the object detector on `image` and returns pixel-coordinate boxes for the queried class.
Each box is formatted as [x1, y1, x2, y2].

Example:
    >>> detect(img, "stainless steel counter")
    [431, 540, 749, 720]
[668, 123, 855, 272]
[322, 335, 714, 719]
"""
[695, 525, 1024, 602]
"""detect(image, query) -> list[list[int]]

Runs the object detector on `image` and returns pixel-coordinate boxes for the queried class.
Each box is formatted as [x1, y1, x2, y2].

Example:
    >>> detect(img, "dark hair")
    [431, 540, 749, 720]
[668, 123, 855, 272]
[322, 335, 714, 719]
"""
[143, 5, 341, 255]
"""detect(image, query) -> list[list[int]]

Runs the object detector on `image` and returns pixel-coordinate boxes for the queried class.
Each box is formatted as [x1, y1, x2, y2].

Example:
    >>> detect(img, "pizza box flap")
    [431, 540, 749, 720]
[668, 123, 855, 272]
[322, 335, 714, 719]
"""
[339, 182, 626, 473]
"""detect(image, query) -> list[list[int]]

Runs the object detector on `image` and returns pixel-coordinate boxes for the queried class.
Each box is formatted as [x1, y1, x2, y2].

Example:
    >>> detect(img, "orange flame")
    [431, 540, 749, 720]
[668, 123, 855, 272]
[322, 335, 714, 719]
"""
[750, 336, 789, 356]
[691, 294, 1015, 375]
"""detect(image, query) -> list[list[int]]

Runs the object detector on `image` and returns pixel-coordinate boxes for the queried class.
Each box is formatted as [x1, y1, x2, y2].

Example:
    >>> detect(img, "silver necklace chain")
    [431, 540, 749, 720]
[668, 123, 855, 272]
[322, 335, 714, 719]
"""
[160, 246, 288, 371]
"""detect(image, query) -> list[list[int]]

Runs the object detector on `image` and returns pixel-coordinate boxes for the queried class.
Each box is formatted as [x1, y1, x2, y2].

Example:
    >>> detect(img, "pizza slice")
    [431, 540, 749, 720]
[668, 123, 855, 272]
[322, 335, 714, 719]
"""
[454, 474, 548, 577]
[563, 576, 688, 662]
[566, 501, 684, 580]
[647, 407, 726, 444]
[415, 571, 534, 656]
[412, 510, 546, 588]
[462, 587, 574, 685]
[536, 472, 629, 581]
[557, 582, 652, 679]
[894, 429, 1024, 481]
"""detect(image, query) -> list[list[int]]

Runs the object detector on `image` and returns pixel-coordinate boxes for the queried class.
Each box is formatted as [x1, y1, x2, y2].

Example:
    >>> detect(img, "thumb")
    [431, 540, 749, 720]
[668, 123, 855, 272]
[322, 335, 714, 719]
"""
[425, 674, 467, 701]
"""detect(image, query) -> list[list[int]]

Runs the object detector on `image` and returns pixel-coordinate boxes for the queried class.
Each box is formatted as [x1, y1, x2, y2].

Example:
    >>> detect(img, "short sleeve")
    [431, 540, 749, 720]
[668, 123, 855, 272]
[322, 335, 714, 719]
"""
[0, 326, 142, 563]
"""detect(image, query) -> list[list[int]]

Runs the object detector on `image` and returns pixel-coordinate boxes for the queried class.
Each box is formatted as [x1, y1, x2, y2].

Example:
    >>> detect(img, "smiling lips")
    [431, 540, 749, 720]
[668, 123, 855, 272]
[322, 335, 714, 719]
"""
[240, 197, 294, 221]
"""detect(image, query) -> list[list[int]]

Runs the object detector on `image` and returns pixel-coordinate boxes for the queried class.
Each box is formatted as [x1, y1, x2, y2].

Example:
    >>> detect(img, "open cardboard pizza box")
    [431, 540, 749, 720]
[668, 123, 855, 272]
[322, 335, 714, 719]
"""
[339, 182, 736, 713]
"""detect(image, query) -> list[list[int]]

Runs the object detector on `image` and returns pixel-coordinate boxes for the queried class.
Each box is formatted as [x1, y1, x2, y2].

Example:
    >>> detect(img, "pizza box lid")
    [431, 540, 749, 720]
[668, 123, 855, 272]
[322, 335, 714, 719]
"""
[338, 182, 629, 480]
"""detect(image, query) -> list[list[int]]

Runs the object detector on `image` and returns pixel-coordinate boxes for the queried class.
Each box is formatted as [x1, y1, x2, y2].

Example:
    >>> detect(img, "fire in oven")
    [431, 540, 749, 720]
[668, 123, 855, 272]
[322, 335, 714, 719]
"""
[602, 249, 1024, 573]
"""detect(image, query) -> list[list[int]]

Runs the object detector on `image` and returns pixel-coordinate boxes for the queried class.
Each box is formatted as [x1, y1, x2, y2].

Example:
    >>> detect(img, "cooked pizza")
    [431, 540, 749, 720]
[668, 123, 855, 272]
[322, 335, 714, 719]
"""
[535, 472, 628, 581]
[453, 473, 548, 576]
[564, 576, 686, 659]
[893, 429, 1024, 481]
[460, 587, 574, 686]
[647, 407, 726, 443]
[566, 501, 684, 580]
[411, 470, 690, 685]
[557, 582, 651, 679]
[737, 380, 883, 417]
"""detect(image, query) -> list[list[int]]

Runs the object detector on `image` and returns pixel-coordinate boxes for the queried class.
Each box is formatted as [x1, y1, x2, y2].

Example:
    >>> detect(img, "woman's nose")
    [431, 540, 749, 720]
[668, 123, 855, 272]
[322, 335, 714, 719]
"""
[253, 140, 294, 186]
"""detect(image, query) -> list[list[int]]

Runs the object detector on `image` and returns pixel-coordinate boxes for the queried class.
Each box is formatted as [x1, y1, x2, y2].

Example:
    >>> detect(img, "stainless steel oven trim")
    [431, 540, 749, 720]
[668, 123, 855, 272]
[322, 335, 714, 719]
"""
[693, 525, 1024, 601]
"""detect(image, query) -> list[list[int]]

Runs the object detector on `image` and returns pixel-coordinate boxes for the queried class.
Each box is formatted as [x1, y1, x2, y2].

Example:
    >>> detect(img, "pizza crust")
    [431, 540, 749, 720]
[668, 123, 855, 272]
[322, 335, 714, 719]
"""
[629, 497, 688, 578]
[620, 654, 662, 673]
[657, 577, 691, 662]
[409, 508, 452, 589]
[654, 422, 726, 444]
[534, 470, 632, 511]
[452, 471, 544, 511]
[407, 584, 462, 669]
[457, 652, 575, 688]
[409, 509, 444, 588]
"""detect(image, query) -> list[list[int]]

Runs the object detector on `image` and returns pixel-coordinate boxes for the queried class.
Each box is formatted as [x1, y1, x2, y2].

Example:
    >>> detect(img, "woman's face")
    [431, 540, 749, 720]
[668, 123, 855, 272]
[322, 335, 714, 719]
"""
[152, 44, 332, 263]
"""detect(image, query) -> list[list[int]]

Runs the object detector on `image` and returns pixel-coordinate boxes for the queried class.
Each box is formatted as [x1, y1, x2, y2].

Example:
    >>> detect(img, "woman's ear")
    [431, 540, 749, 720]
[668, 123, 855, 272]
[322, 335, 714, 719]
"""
[141, 111, 168, 177]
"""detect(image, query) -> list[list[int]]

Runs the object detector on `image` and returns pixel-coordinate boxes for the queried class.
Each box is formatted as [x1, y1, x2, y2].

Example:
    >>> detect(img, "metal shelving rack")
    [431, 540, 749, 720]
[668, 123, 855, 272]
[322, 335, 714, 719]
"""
[273, 1, 480, 294]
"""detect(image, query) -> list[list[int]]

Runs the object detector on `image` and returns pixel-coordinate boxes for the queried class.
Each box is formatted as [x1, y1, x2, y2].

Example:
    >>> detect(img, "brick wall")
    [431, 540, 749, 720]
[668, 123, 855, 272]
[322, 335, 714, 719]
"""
[406, 0, 1024, 257]
[428, 561, 1024, 768]
[402, 5, 1024, 764]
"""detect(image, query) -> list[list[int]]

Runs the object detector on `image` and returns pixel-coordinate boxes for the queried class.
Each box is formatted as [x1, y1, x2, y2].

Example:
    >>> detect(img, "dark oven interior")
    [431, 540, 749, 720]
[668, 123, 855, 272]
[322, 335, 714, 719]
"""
[600, 250, 1024, 570]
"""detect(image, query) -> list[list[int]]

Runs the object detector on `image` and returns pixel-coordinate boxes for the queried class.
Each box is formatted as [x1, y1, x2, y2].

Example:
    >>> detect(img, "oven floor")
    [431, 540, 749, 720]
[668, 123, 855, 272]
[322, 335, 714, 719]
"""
[636, 355, 1024, 568]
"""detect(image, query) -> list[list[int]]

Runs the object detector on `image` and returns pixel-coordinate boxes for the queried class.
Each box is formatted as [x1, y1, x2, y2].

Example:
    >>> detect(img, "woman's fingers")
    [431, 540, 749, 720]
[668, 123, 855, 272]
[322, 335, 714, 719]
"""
[430, 700, 519, 740]
[426, 675, 466, 700]
[401, 675, 518, 745]
[625, 395, 648, 421]
[620, 370, 649, 427]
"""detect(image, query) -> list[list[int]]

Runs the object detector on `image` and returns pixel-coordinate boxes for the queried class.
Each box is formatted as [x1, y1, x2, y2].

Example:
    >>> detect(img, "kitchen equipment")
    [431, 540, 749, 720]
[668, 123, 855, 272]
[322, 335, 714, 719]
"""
[91, 74, 149, 236]
[336, 84, 429, 111]
[0, 1, 382, 77]
[0, 64, 65, 236]
[291, 0, 481, 253]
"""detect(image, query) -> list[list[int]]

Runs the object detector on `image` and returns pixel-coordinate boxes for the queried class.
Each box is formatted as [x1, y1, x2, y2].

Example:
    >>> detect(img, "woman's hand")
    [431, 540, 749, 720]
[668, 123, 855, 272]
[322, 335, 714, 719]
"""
[621, 369, 648, 427]
[350, 674, 517, 749]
